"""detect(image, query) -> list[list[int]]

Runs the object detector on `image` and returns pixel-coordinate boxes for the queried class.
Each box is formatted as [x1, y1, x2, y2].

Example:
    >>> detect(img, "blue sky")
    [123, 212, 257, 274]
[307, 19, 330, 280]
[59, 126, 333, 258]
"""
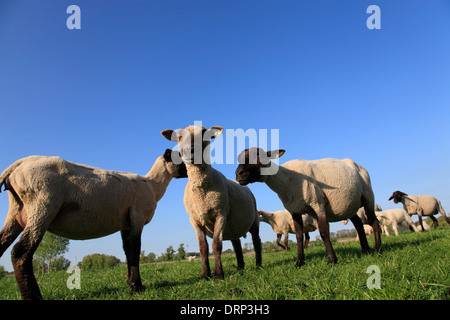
[1, 1, 449, 271]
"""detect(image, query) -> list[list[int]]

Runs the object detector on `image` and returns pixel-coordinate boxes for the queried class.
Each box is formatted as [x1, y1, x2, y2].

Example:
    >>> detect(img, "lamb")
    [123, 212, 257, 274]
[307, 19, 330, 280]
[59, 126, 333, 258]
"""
[161, 125, 262, 279]
[258, 209, 318, 250]
[389, 191, 450, 230]
[0, 149, 187, 300]
[375, 208, 419, 237]
[235, 148, 381, 267]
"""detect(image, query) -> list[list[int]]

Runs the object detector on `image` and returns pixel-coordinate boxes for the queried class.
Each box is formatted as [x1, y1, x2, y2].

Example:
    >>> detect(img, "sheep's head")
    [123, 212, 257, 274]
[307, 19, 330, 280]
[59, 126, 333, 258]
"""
[388, 191, 407, 204]
[162, 149, 188, 178]
[258, 210, 271, 223]
[161, 125, 223, 165]
[258, 210, 266, 221]
[235, 148, 285, 185]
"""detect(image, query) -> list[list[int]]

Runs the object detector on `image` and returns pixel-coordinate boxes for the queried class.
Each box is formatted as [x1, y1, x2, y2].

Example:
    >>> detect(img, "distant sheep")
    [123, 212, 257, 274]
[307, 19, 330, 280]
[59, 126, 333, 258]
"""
[389, 191, 450, 230]
[375, 208, 419, 237]
[236, 148, 381, 267]
[161, 125, 262, 279]
[258, 209, 318, 250]
[0, 150, 187, 300]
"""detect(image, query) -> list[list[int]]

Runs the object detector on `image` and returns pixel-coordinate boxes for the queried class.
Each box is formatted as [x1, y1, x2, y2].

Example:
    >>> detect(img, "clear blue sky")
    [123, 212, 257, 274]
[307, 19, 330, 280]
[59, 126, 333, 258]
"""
[1, 1, 449, 272]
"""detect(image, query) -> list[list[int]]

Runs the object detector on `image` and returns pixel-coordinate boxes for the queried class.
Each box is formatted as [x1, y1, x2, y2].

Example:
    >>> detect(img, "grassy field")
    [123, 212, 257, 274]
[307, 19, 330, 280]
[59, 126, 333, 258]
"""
[1, 227, 449, 300]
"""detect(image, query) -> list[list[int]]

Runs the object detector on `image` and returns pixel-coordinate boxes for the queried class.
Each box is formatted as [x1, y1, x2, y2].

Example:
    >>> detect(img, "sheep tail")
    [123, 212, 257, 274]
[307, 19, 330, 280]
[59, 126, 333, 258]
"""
[0, 157, 28, 192]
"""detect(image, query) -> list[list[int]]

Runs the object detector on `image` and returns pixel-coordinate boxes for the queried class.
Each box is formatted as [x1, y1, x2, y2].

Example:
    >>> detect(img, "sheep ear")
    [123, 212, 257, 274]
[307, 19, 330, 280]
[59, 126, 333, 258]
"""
[161, 129, 177, 141]
[205, 126, 224, 140]
[266, 149, 285, 159]
[163, 149, 172, 161]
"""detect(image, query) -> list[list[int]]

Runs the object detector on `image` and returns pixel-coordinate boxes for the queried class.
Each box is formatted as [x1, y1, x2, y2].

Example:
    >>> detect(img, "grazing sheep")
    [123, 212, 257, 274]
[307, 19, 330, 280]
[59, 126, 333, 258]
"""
[342, 204, 382, 225]
[389, 191, 450, 230]
[375, 208, 419, 237]
[0, 150, 187, 300]
[258, 209, 318, 250]
[235, 148, 381, 267]
[161, 125, 262, 279]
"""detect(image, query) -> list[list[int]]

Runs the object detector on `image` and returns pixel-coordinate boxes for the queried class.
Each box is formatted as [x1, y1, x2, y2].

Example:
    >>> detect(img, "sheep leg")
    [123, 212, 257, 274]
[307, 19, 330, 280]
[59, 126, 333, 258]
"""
[350, 215, 370, 254]
[212, 230, 224, 279]
[195, 226, 211, 279]
[276, 234, 286, 250]
[362, 202, 382, 254]
[392, 222, 399, 236]
[304, 232, 310, 249]
[11, 227, 45, 300]
[120, 230, 144, 292]
[231, 239, 245, 270]
[383, 225, 390, 237]
[0, 217, 23, 258]
[284, 234, 289, 250]
[429, 215, 438, 228]
[317, 214, 338, 264]
[292, 213, 305, 268]
[417, 213, 426, 230]
[249, 221, 262, 267]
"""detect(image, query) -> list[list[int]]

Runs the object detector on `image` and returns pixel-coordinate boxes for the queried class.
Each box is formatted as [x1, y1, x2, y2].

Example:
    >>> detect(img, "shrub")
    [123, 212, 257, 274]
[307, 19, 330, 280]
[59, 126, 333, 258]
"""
[81, 254, 121, 270]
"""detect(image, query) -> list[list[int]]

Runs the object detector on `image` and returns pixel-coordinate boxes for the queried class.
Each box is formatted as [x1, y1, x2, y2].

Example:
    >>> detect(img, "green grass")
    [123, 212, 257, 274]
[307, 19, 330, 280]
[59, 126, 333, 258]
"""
[1, 227, 449, 300]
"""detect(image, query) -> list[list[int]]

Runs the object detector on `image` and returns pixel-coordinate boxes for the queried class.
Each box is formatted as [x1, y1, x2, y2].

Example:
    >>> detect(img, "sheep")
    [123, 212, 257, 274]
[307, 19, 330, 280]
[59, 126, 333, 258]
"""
[235, 148, 381, 267]
[258, 209, 318, 250]
[389, 191, 450, 231]
[0, 149, 187, 300]
[342, 204, 382, 225]
[161, 125, 262, 279]
[375, 208, 419, 237]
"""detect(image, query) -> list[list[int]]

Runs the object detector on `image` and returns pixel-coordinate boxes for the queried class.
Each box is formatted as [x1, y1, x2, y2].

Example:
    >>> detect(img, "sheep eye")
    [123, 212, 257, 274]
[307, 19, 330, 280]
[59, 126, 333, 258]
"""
[178, 136, 183, 142]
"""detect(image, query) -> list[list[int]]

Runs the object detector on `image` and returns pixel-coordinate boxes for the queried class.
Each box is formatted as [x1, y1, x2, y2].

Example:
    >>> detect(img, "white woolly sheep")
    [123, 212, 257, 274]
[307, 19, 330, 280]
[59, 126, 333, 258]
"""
[161, 125, 262, 279]
[235, 148, 381, 267]
[389, 191, 450, 230]
[0, 150, 187, 300]
[375, 208, 419, 237]
[258, 209, 317, 250]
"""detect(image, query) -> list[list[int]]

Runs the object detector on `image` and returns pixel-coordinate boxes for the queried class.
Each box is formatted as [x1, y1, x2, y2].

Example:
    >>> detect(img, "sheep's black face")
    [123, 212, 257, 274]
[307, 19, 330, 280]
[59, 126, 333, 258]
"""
[235, 163, 261, 185]
[163, 149, 188, 179]
[236, 148, 285, 185]
[235, 148, 264, 185]
[388, 190, 407, 204]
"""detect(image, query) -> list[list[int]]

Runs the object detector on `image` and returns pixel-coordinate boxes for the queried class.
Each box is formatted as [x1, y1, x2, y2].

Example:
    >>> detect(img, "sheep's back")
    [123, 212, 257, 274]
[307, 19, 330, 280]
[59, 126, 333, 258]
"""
[281, 158, 369, 221]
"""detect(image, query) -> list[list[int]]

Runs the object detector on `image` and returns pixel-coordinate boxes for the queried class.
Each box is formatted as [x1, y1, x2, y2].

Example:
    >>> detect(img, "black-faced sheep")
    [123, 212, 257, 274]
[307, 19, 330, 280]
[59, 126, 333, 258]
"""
[235, 148, 381, 267]
[389, 191, 450, 230]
